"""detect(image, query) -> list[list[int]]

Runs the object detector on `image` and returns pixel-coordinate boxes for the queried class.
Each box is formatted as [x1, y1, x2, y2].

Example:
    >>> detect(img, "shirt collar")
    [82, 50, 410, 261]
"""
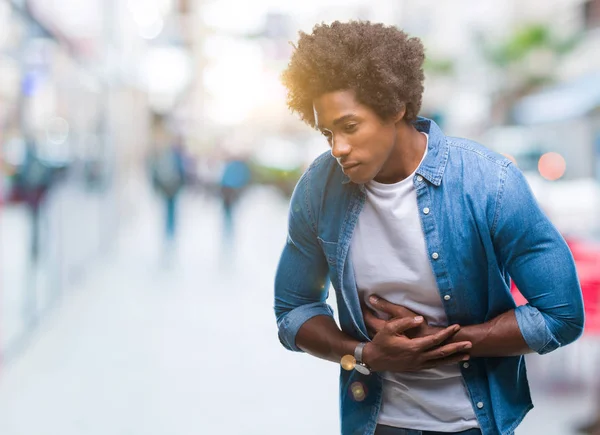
[341, 116, 449, 186]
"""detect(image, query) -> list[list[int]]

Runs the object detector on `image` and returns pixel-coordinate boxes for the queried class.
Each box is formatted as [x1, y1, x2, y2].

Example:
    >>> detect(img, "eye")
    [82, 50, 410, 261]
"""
[344, 123, 358, 133]
[321, 130, 332, 140]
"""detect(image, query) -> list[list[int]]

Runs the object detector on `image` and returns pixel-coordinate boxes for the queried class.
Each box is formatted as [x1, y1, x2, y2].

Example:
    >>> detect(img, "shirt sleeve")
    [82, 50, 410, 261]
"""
[492, 163, 585, 355]
[274, 172, 334, 352]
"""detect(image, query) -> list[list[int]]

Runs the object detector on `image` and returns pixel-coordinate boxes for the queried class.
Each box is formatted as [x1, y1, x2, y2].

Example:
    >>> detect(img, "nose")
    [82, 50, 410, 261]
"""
[330, 136, 351, 160]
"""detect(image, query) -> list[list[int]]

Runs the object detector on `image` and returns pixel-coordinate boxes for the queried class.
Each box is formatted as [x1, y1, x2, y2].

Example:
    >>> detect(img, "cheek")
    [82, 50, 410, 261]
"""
[352, 126, 393, 163]
[371, 130, 395, 159]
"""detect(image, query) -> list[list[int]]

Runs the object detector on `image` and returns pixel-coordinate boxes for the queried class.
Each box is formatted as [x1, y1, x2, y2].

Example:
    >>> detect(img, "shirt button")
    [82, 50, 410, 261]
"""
[477, 402, 484, 409]
[432, 252, 439, 260]
[463, 362, 470, 369]
[416, 175, 423, 182]
[423, 207, 430, 215]
[444, 295, 451, 301]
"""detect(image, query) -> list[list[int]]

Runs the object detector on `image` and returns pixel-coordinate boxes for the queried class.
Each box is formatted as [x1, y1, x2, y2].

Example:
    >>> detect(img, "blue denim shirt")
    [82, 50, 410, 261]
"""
[274, 117, 585, 435]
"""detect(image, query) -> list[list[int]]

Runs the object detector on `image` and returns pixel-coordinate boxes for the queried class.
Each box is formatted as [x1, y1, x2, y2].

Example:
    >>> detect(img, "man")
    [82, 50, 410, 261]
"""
[274, 21, 584, 435]
[149, 128, 187, 247]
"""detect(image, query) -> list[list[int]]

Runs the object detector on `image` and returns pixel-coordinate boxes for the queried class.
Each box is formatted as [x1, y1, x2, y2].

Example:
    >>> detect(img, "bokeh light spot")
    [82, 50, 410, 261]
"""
[341, 355, 356, 371]
[538, 152, 566, 181]
[350, 381, 367, 402]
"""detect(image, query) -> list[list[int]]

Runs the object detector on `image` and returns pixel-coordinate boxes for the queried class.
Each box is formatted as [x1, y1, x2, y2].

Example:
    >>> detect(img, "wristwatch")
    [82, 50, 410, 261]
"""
[354, 342, 372, 375]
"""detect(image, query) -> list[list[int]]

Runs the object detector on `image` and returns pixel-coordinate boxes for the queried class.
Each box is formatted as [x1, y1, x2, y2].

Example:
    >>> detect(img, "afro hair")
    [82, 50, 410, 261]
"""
[281, 21, 425, 127]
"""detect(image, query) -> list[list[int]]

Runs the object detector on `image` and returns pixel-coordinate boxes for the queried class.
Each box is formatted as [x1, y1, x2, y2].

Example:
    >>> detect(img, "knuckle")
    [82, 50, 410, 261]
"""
[415, 339, 429, 351]
[438, 345, 451, 355]
[404, 342, 416, 353]
[409, 342, 422, 354]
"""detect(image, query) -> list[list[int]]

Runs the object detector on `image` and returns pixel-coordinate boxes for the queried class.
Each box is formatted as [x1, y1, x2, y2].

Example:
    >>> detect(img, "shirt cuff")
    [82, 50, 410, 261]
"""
[277, 302, 334, 352]
[515, 304, 560, 355]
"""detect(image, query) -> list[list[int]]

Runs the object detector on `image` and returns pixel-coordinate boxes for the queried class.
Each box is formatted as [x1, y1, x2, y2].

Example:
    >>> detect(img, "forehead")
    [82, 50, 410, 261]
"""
[313, 90, 369, 126]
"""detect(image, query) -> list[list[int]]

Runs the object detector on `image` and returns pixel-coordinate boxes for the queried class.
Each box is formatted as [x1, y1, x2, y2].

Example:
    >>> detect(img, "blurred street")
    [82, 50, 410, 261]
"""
[0, 184, 344, 435]
[0, 183, 597, 435]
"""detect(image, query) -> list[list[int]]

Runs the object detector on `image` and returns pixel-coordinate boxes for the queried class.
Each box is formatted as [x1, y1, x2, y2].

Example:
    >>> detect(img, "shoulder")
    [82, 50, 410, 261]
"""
[305, 151, 338, 178]
[445, 136, 512, 169]
[290, 151, 349, 231]
[442, 136, 518, 223]
[296, 151, 340, 196]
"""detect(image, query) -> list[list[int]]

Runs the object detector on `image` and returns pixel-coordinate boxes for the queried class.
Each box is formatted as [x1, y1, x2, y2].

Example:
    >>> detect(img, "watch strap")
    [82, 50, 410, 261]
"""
[354, 342, 367, 364]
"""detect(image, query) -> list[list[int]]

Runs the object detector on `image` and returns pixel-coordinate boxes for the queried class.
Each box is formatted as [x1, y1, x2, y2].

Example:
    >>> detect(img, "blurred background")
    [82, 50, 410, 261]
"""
[0, 0, 599, 434]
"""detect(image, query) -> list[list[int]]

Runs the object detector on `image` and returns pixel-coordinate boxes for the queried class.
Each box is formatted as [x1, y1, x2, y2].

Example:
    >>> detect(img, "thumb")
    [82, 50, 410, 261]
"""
[384, 316, 424, 335]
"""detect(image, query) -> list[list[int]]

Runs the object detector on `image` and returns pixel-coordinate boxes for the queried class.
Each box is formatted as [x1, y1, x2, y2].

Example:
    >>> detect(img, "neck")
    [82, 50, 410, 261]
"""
[374, 122, 426, 184]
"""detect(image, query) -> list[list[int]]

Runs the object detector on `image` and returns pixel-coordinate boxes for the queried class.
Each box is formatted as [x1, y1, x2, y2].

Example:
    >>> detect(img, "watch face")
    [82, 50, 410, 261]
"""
[355, 363, 371, 376]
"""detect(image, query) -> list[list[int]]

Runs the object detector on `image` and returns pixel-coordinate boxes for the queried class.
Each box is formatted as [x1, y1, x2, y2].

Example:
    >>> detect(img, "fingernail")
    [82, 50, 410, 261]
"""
[370, 295, 379, 304]
[463, 343, 472, 350]
[462, 355, 470, 361]
[414, 316, 424, 323]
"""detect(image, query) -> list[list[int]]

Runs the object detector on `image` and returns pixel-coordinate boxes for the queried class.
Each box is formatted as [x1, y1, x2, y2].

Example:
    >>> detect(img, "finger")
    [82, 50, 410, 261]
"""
[384, 316, 424, 335]
[369, 295, 400, 316]
[421, 341, 472, 361]
[369, 295, 417, 318]
[420, 353, 471, 370]
[413, 324, 461, 351]
[360, 299, 385, 335]
[363, 308, 386, 333]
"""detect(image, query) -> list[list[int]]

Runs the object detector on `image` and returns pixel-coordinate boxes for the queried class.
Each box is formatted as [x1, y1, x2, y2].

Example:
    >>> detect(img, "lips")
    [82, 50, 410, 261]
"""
[341, 162, 360, 170]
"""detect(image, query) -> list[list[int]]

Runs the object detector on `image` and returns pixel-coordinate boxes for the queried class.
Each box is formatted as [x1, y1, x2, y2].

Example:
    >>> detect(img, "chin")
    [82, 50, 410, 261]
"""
[348, 171, 375, 185]
[342, 163, 376, 184]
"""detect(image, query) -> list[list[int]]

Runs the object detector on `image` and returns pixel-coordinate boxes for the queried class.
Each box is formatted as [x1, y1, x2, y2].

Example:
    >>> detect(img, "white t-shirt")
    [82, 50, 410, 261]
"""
[350, 134, 479, 432]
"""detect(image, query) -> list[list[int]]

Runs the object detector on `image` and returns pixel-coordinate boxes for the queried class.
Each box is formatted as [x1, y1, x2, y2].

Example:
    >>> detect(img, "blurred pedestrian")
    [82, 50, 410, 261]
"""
[274, 21, 584, 435]
[150, 136, 187, 247]
[12, 139, 54, 263]
[219, 156, 251, 239]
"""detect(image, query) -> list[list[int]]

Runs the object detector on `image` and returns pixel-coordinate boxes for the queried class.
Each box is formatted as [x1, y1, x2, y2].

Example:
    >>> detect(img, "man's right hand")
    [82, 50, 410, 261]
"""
[362, 316, 472, 372]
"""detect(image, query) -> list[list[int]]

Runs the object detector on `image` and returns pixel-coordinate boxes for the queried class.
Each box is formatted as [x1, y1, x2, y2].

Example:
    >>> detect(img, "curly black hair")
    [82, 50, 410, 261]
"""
[281, 21, 425, 127]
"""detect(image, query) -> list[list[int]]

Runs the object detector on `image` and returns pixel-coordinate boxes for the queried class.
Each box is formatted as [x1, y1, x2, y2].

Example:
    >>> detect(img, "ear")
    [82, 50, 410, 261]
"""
[392, 103, 407, 124]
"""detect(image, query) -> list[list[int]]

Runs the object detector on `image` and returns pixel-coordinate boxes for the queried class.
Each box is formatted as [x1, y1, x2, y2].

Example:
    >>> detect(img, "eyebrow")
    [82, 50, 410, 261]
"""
[317, 114, 358, 130]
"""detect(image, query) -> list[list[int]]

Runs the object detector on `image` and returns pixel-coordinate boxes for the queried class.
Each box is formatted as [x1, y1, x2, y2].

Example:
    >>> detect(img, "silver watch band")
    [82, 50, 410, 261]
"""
[354, 342, 367, 364]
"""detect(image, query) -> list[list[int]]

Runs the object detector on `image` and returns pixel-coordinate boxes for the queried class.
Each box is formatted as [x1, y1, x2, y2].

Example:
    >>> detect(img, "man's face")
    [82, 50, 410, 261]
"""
[313, 90, 399, 184]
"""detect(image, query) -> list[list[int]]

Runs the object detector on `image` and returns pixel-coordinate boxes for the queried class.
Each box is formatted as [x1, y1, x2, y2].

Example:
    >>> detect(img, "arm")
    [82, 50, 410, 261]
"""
[295, 315, 365, 363]
[274, 173, 334, 353]
[296, 310, 472, 371]
[491, 163, 584, 354]
[363, 164, 584, 357]
[445, 309, 527, 357]
[365, 297, 527, 357]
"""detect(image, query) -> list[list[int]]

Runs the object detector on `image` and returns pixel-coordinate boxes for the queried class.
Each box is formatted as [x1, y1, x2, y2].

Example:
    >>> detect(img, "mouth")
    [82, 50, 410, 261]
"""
[341, 162, 360, 171]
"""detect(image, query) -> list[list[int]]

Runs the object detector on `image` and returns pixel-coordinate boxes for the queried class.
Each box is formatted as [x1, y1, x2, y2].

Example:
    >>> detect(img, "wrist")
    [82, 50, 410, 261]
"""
[362, 342, 377, 369]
